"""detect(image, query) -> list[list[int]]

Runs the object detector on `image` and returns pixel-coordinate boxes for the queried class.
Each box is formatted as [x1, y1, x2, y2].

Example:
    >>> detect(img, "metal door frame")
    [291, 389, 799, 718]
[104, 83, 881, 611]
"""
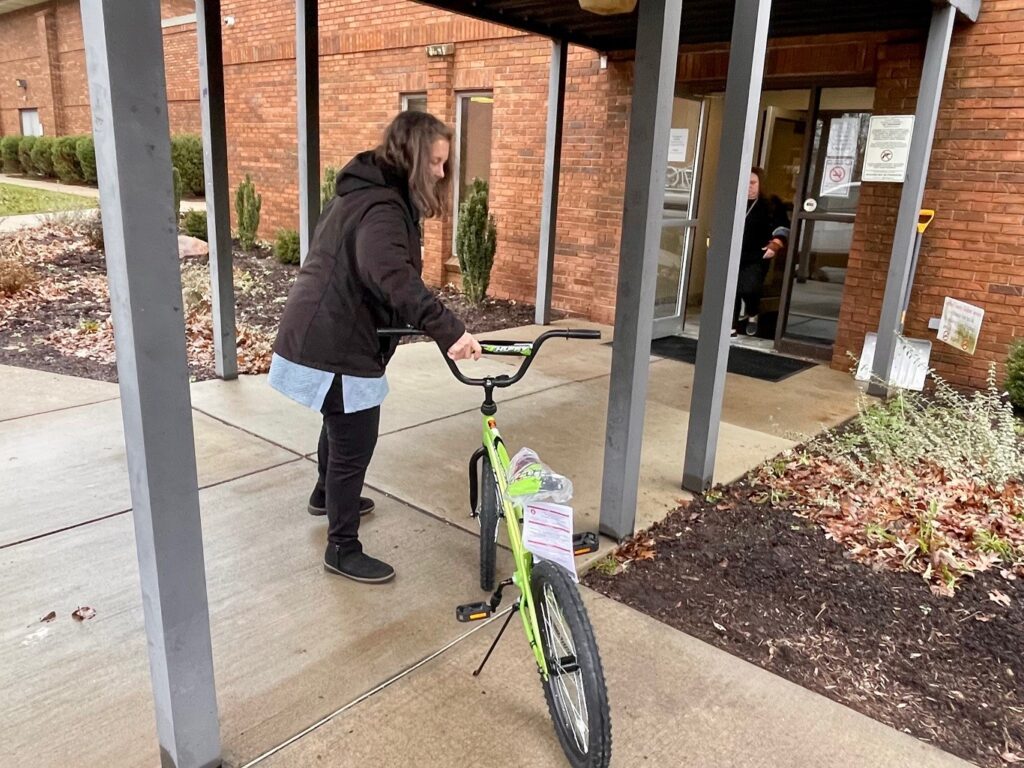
[774, 88, 866, 360]
[652, 95, 709, 338]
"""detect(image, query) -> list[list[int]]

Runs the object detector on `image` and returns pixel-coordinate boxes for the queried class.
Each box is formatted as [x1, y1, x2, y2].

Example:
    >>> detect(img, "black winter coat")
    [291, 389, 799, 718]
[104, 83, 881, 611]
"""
[273, 151, 465, 377]
[740, 196, 790, 267]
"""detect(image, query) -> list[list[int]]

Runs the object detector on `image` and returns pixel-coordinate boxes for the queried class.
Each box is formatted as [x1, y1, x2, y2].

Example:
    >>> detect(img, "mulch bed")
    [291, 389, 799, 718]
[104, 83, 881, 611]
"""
[0, 223, 549, 384]
[584, 477, 1024, 768]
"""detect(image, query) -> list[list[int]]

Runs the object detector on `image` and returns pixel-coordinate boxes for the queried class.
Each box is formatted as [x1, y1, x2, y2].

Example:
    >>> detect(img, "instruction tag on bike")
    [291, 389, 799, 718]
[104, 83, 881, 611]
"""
[523, 502, 578, 582]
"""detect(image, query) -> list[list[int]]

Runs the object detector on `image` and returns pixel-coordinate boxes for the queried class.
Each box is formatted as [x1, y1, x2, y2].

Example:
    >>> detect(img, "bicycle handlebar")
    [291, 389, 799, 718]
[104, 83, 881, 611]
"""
[377, 327, 601, 388]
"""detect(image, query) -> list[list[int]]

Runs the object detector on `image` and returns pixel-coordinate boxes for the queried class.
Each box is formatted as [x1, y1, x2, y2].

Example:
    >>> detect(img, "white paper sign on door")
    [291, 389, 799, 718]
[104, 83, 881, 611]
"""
[820, 116, 860, 198]
[523, 502, 578, 582]
[668, 128, 689, 162]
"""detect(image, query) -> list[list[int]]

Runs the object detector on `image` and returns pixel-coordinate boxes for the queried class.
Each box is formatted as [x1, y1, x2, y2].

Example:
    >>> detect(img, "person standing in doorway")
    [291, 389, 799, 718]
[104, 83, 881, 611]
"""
[270, 111, 482, 584]
[733, 167, 790, 337]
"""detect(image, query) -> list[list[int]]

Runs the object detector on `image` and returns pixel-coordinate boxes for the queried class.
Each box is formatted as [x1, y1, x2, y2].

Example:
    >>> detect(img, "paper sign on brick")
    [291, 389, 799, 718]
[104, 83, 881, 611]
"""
[937, 297, 984, 355]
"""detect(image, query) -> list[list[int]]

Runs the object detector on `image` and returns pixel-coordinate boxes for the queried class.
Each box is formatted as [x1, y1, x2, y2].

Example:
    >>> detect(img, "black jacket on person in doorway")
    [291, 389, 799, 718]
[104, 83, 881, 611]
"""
[740, 196, 790, 267]
[273, 150, 465, 377]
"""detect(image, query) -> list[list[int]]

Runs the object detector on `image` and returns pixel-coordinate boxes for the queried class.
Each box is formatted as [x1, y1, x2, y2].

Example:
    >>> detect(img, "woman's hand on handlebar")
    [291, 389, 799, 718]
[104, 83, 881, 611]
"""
[447, 331, 482, 361]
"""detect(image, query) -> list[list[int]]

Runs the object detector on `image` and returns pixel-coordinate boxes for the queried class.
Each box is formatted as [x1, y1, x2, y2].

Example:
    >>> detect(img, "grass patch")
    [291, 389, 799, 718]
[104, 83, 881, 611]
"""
[0, 183, 95, 216]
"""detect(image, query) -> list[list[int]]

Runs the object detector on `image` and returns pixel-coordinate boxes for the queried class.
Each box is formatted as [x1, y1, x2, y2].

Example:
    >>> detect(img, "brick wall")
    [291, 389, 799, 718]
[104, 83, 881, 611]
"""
[3, 0, 1023, 389]
[0, 5, 51, 136]
[0, 0, 198, 139]
[834, 1, 1024, 390]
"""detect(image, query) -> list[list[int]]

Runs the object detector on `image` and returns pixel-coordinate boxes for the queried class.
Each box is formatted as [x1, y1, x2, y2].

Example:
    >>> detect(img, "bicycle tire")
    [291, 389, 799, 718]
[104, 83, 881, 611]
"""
[478, 454, 499, 591]
[531, 560, 612, 768]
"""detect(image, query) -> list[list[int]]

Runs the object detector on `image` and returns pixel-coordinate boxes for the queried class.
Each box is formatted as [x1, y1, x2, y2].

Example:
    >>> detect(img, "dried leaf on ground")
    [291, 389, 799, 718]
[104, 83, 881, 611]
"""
[989, 590, 1012, 607]
[615, 535, 657, 563]
[71, 606, 96, 621]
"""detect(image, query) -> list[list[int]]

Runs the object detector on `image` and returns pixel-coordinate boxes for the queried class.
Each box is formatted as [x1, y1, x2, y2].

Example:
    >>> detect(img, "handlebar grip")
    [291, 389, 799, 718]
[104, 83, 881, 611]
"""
[479, 341, 534, 357]
[560, 329, 602, 340]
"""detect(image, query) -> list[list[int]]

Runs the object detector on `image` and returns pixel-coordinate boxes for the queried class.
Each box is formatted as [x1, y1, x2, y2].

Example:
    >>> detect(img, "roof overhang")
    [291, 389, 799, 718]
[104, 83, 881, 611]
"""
[411, 0, 978, 51]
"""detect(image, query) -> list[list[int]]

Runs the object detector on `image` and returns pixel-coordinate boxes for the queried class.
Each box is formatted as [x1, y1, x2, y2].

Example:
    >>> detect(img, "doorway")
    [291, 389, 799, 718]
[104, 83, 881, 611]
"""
[775, 89, 875, 358]
[665, 87, 875, 360]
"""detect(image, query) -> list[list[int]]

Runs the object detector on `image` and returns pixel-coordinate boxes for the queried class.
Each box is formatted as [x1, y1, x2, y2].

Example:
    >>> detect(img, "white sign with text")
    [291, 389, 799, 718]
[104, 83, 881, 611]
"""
[523, 502, 578, 582]
[863, 115, 915, 182]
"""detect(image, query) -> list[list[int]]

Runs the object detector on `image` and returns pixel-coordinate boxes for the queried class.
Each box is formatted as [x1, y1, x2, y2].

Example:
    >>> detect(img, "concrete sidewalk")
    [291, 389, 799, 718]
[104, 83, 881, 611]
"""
[0, 173, 203, 232]
[0, 327, 972, 768]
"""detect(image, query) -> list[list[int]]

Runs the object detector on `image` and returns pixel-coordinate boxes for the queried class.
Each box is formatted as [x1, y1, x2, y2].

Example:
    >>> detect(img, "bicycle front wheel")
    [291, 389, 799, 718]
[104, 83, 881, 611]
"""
[531, 560, 612, 768]
[478, 454, 499, 591]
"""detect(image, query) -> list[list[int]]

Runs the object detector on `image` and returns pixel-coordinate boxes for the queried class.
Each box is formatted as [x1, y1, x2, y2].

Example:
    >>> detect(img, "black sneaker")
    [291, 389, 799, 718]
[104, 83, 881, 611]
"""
[745, 315, 759, 336]
[324, 544, 395, 583]
[307, 491, 375, 517]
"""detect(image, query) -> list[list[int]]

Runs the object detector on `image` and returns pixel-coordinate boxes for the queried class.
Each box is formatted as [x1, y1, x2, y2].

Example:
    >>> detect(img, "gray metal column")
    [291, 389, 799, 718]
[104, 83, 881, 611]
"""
[80, 1, 221, 766]
[598, 0, 683, 541]
[297, 0, 320, 264]
[682, 0, 772, 492]
[197, 0, 238, 380]
[869, 4, 955, 396]
[535, 38, 567, 325]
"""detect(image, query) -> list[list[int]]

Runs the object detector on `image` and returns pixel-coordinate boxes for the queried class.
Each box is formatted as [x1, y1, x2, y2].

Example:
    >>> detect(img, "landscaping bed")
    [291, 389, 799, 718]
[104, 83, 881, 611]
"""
[0, 221, 548, 383]
[585, 388, 1024, 767]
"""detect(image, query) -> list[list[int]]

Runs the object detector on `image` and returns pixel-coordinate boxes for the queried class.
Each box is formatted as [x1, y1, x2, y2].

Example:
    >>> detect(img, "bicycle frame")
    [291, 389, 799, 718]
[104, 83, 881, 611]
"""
[479, 411, 551, 678]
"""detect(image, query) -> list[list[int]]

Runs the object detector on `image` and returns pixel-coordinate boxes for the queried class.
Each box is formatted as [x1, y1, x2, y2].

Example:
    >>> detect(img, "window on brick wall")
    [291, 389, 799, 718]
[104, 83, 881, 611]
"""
[401, 93, 428, 113]
[453, 92, 494, 245]
[19, 109, 42, 137]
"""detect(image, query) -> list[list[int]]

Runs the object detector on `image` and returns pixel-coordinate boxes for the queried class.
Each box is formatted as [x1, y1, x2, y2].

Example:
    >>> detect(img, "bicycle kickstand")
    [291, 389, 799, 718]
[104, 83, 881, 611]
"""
[473, 599, 519, 678]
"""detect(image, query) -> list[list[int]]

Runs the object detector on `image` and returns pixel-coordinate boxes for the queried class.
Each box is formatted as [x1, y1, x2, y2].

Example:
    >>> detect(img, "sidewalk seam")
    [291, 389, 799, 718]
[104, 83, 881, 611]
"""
[237, 606, 514, 768]
[0, 456, 305, 550]
[0, 395, 121, 424]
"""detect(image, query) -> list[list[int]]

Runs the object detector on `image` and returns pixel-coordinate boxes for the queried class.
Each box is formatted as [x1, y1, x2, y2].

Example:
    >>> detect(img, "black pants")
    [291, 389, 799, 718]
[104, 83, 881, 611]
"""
[315, 379, 380, 551]
[733, 261, 768, 329]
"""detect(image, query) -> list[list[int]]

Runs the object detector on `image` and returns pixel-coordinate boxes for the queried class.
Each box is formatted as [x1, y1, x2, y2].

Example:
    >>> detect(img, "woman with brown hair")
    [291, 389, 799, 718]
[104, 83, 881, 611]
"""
[270, 110, 481, 583]
[733, 167, 790, 337]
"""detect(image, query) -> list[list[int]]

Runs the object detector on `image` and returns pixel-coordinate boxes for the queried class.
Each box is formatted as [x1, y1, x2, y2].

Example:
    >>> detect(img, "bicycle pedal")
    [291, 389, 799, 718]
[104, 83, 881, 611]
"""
[456, 602, 493, 623]
[572, 531, 599, 556]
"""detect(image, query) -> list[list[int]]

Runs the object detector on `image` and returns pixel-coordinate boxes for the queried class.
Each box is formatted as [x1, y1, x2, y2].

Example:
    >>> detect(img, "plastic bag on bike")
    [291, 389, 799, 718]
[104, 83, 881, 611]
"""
[505, 448, 574, 504]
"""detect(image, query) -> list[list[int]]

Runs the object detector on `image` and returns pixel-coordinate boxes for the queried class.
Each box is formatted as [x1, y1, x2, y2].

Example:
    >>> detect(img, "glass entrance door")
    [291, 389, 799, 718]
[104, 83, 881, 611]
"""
[776, 89, 873, 357]
[652, 95, 708, 338]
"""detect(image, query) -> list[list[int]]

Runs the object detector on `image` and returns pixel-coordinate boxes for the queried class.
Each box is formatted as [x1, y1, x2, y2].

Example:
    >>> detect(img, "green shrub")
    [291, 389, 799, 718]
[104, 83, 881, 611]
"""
[235, 174, 262, 251]
[30, 136, 56, 177]
[18, 137, 38, 175]
[455, 177, 497, 305]
[1006, 339, 1024, 412]
[181, 209, 208, 241]
[172, 167, 183, 221]
[76, 136, 97, 183]
[1, 136, 21, 173]
[170, 134, 204, 196]
[321, 165, 338, 212]
[273, 228, 300, 265]
[52, 136, 84, 184]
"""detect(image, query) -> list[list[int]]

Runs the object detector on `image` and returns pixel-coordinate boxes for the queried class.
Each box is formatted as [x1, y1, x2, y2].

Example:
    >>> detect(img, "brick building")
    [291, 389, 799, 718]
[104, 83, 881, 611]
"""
[1, 0, 1022, 390]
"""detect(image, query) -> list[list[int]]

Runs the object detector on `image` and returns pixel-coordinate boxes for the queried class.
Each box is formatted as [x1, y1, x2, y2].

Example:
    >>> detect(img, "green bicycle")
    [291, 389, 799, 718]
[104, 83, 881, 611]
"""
[380, 327, 612, 768]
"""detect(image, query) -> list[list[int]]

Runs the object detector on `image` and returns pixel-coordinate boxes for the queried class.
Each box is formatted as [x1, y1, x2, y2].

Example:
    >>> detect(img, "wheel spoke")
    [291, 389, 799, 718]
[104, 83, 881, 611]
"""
[542, 582, 590, 753]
